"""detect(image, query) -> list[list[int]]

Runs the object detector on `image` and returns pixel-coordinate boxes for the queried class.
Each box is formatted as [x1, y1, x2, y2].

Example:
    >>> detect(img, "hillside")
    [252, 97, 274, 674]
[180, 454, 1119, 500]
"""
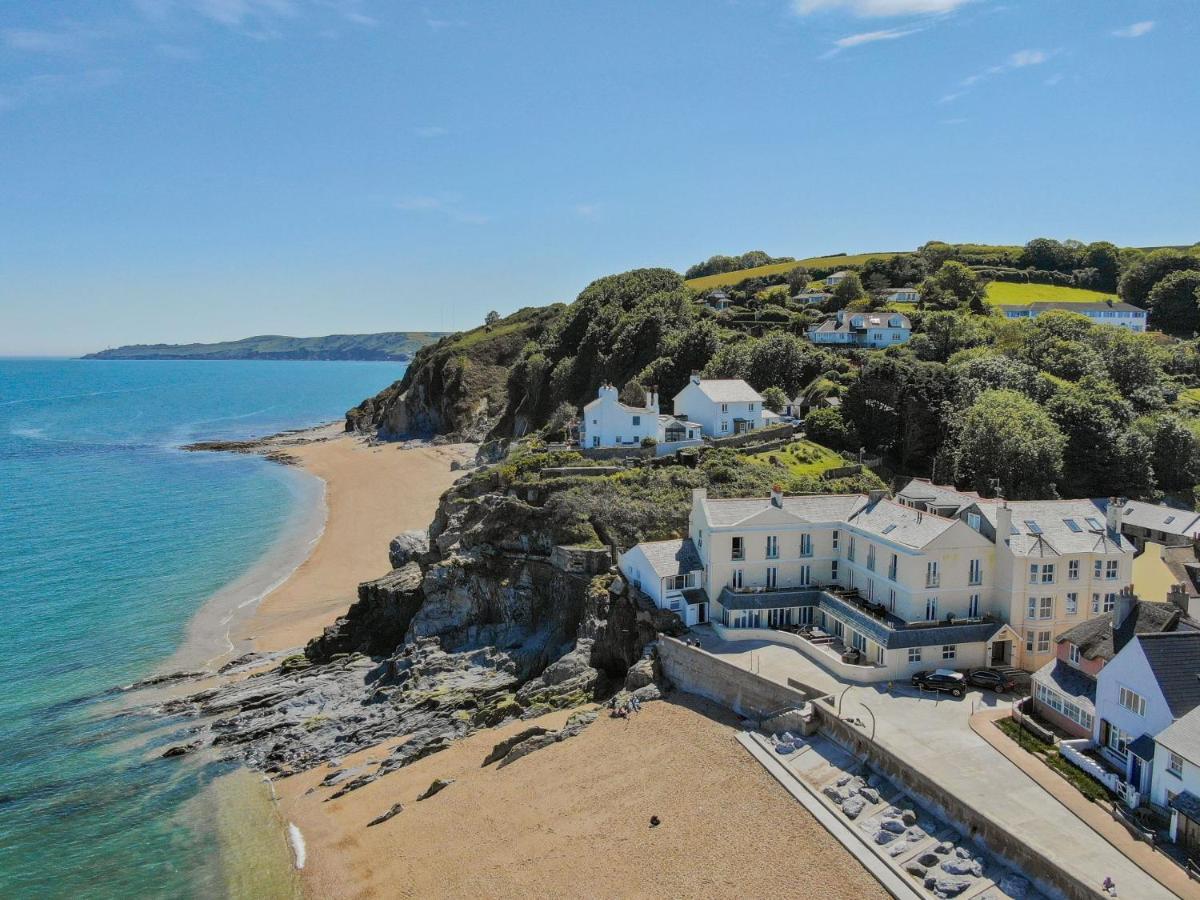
[983, 282, 1116, 306]
[685, 252, 907, 291]
[82, 332, 447, 362]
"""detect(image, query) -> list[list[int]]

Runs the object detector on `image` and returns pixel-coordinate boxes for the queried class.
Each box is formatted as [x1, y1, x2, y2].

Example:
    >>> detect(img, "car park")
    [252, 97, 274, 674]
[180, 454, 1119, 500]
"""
[911, 668, 966, 697]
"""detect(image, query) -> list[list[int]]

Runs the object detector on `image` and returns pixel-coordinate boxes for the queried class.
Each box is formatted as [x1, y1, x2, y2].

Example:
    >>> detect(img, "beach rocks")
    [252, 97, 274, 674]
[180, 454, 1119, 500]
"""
[495, 708, 598, 769]
[161, 741, 200, 758]
[941, 857, 983, 878]
[998, 874, 1031, 899]
[905, 861, 927, 878]
[367, 803, 404, 826]
[389, 530, 430, 569]
[416, 778, 454, 801]
[924, 875, 972, 898]
[482, 727, 549, 766]
[841, 796, 866, 819]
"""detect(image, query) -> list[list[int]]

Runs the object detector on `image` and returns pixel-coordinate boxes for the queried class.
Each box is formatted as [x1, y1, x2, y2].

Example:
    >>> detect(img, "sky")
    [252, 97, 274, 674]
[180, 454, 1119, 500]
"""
[1, 1, 1196, 356]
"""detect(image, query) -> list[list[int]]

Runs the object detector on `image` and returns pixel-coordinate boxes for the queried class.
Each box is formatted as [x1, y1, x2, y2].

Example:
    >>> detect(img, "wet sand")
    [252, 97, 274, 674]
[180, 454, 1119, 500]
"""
[274, 695, 887, 900]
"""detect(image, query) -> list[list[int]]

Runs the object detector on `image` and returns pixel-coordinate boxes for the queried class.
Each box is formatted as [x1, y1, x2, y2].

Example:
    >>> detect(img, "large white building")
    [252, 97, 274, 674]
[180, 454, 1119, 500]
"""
[1001, 300, 1148, 332]
[578, 384, 701, 451]
[671, 375, 766, 437]
[806, 310, 911, 349]
[619, 485, 1135, 681]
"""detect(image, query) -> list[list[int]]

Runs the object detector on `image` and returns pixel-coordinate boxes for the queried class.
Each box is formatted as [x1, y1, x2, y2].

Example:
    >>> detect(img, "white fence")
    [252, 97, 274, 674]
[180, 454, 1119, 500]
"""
[1059, 739, 1140, 806]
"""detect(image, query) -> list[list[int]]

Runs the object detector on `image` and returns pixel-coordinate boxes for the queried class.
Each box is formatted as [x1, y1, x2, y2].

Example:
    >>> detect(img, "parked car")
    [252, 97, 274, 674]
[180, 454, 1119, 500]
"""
[911, 668, 966, 697]
[966, 668, 1015, 693]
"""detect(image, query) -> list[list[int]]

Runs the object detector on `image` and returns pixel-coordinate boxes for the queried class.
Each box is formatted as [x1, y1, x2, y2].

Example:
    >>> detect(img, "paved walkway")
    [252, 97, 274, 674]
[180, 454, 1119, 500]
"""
[971, 709, 1198, 899]
[691, 627, 1181, 899]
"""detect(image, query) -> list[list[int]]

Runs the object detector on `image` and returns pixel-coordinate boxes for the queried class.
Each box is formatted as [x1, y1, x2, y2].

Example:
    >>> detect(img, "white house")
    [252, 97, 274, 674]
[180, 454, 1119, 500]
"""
[1150, 706, 1200, 851]
[671, 375, 766, 437]
[1092, 630, 1200, 808]
[824, 270, 851, 287]
[793, 290, 832, 306]
[1098, 497, 1200, 550]
[618, 538, 708, 626]
[882, 287, 920, 304]
[703, 290, 732, 311]
[807, 310, 912, 349]
[1001, 300, 1148, 332]
[578, 384, 701, 451]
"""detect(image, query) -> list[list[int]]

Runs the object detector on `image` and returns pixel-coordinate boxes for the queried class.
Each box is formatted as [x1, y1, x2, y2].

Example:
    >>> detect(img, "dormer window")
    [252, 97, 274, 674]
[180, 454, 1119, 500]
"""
[1068, 643, 1081, 665]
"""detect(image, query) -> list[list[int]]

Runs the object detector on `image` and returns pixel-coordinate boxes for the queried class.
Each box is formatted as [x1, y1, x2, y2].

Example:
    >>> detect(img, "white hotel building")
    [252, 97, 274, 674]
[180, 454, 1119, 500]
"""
[619, 485, 1134, 681]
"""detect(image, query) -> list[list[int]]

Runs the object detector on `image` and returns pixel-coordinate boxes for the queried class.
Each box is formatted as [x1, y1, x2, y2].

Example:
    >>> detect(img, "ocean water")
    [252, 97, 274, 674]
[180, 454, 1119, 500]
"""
[0, 359, 406, 899]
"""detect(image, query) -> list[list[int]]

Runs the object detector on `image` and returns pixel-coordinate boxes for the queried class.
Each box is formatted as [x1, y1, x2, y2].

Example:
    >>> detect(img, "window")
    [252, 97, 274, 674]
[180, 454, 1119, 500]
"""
[942, 645, 957, 660]
[1064, 518, 1082, 533]
[1168, 752, 1184, 778]
[1024, 519, 1043, 534]
[766, 535, 778, 559]
[799, 533, 812, 557]
[832, 530, 840, 550]
[732, 536, 744, 561]
[1086, 517, 1103, 530]
[1035, 683, 1094, 730]
[1025, 629, 1035, 653]
[925, 597, 938, 621]
[851, 631, 867, 652]
[799, 565, 812, 586]
[1027, 596, 1038, 620]
[1068, 643, 1081, 665]
[968, 594, 980, 618]
[888, 553, 898, 580]
[848, 536, 856, 562]
[1041, 564, 1055, 584]
[876, 646, 885, 666]
[866, 544, 876, 571]
[1106, 560, 1119, 580]
[1105, 722, 1130, 759]
[748, 403, 755, 411]
[889, 589, 897, 611]
[720, 420, 729, 433]
[1039, 596, 1053, 619]
[1066, 592, 1078, 614]
[731, 569, 743, 589]
[831, 560, 839, 581]
[1104, 592, 1117, 612]
[1092, 592, 1100, 614]
[969, 559, 982, 585]
[1119, 686, 1147, 717]
[632, 415, 640, 426]
[668, 575, 688, 590]
[926, 560, 939, 588]
[720, 403, 728, 413]
[1068, 560, 1080, 581]
[766, 566, 778, 589]
[1037, 631, 1051, 653]
[1030, 563, 1054, 584]
[1094, 560, 1103, 579]
[967, 512, 981, 530]
[908, 648, 922, 663]
[1029, 564, 1039, 585]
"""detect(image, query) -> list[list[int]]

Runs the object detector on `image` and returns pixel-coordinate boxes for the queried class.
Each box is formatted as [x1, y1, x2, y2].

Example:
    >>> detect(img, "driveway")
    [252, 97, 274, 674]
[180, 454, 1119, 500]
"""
[690, 627, 1179, 900]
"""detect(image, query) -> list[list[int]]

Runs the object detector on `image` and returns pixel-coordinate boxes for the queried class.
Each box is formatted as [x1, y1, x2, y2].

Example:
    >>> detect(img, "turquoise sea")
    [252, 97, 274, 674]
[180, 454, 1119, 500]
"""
[0, 359, 407, 899]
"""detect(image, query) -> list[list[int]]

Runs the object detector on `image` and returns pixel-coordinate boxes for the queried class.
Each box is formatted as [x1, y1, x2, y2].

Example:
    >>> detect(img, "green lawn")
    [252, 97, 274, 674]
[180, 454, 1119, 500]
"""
[748, 439, 845, 477]
[686, 252, 908, 291]
[985, 281, 1116, 307]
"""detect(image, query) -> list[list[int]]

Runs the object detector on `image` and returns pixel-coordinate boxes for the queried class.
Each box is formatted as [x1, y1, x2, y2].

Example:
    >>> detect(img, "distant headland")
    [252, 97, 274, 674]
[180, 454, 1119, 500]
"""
[82, 332, 447, 362]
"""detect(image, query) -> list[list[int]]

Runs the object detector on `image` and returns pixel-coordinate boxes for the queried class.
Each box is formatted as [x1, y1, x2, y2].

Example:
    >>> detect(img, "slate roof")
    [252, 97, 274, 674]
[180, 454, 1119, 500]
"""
[691, 378, 763, 403]
[1098, 498, 1200, 541]
[1128, 734, 1157, 760]
[1156, 706, 1200, 766]
[632, 538, 702, 578]
[809, 312, 911, 335]
[701, 493, 868, 527]
[897, 478, 981, 514]
[1169, 790, 1200, 822]
[1138, 632, 1200, 718]
[1003, 300, 1145, 315]
[973, 499, 1131, 557]
[849, 499, 959, 550]
[1032, 659, 1096, 709]
[1056, 602, 1200, 661]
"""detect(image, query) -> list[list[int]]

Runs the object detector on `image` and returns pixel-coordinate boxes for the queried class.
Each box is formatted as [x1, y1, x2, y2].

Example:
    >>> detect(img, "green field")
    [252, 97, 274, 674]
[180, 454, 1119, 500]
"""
[748, 439, 845, 477]
[984, 282, 1116, 307]
[686, 252, 907, 291]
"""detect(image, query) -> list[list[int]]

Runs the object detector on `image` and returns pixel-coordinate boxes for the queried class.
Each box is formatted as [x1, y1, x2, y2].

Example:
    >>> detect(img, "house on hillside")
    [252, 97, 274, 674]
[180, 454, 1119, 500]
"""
[618, 538, 707, 626]
[881, 287, 920, 304]
[703, 290, 732, 311]
[578, 384, 701, 451]
[824, 270, 851, 287]
[793, 290, 832, 306]
[671, 374, 766, 437]
[1001, 300, 1147, 332]
[1031, 596, 1199, 739]
[806, 310, 912, 349]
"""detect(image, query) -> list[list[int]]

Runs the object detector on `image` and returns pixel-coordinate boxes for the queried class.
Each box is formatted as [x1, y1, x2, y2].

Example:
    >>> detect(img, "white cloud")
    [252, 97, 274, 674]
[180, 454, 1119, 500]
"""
[793, 0, 971, 16]
[394, 195, 489, 225]
[943, 47, 1052, 101]
[1113, 20, 1154, 39]
[834, 26, 919, 48]
[413, 125, 448, 138]
[1008, 48, 1046, 67]
[574, 203, 600, 219]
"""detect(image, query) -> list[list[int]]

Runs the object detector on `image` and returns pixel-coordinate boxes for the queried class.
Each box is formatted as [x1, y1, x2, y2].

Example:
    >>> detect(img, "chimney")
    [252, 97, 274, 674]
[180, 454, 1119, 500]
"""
[771, 483, 784, 508]
[868, 489, 887, 507]
[644, 386, 659, 414]
[1114, 585, 1137, 628]
[995, 500, 1013, 548]
[1168, 582, 1191, 615]
[692, 487, 708, 508]
[1106, 497, 1126, 534]
[690, 371, 701, 386]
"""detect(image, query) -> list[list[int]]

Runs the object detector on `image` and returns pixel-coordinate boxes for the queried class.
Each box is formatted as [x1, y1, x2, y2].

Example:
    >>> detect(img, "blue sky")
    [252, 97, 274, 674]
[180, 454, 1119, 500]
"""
[1, 0, 1196, 355]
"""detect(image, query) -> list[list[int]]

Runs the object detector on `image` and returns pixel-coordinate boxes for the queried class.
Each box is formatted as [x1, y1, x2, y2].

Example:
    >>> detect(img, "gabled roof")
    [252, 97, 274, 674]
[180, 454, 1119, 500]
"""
[1137, 631, 1200, 718]
[1057, 601, 1200, 661]
[1004, 300, 1145, 315]
[848, 498, 959, 550]
[971, 498, 1132, 557]
[1156, 705, 1200, 765]
[897, 478, 981, 514]
[701, 493, 868, 527]
[1098, 498, 1200, 540]
[682, 378, 763, 403]
[630, 538, 702, 578]
[808, 312, 911, 335]
[1033, 658, 1096, 709]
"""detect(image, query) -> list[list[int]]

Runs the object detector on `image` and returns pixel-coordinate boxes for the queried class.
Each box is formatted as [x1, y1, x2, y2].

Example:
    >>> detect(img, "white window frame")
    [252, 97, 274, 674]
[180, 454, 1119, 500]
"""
[1068, 643, 1081, 665]
[1068, 560, 1080, 581]
[1119, 685, 1146, 717]
[908, 647, 922, 663]
[969, 559, 982, 586]
[925, 597, 938, 621]
[942, 644, 957, 660]
[1066, 592, 1078, 615]
[1168, 752, 1184, 778]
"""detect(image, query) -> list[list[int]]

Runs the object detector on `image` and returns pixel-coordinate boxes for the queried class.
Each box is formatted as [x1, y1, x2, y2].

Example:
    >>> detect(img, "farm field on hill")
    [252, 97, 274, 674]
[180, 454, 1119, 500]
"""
[983, 281, 1117, 306]
[685, 251, 907, 291]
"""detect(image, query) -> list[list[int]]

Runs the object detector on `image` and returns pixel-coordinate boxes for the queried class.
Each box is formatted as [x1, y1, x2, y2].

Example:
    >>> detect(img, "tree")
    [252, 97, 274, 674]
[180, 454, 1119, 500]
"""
[830, 272, 865, 309]
[1136, 414, 1200, 493]
[1020, 238, 1078, 272]
[1082, 241, 1121, 292]
[946, 389, 1066, 499]
[919, 241, 958, 270]
[485, 310, 501, 326]
[784, 266, 811, 294]
[803, 406, 856, 451]
[950, 354, 1040, 406]
[1119, 249, 1200, 307]
[1147, 270, 1200, 334]
[762, 386, 788, 414]
[918, 261, 987, 311]
[908, 311, 992, 363]
[1043, 378, 1149, 498]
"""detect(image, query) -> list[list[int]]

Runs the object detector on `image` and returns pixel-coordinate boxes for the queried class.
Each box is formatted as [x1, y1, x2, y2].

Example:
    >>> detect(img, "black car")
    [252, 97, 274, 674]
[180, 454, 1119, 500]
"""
[967, 668, 1016, 693]
[911, 668, 966, 697]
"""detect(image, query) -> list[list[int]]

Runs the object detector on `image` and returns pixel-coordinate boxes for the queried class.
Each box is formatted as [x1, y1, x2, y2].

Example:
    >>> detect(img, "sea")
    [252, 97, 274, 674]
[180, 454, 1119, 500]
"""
[0, 358, 407, 900]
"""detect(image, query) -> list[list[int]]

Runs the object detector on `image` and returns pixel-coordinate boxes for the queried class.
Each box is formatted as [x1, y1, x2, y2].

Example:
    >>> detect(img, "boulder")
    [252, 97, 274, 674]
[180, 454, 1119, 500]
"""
[416, 778, 454, 801]
[481, 726, 549, 766]
[858, 786, 881, 804]
[935, 841, 954, 854]
[624, 656, 656, 691]
[918, 853, 942, 868]
[901, 808, 918, 826]
[632, 683, 663, 703]
[887, 841, 911, 858]
[873, 829, 897, 845]
[841, 796, 866, 819]
[880, 818, 907, 834]
[824, 785, 851, 803]
[941, 858, 983, 878]
[366, 803, 404, 827]
[954, 846, 972, 860]
[161, 742, 200, 758]
[930, 876, 972, 898]
[389, 530, 430, 568]
[904, 861, 927, 879]
[998, 874, 1030, 899]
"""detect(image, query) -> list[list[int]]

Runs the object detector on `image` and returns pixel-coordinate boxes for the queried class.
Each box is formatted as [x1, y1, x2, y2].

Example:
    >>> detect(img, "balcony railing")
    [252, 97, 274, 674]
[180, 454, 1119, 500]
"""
[926, 576, 940, 588]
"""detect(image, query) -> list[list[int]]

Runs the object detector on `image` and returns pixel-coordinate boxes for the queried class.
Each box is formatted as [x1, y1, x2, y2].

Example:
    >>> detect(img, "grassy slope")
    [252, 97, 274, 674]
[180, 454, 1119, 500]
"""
[685, 252, 907, 291]
[747, 439, 845, 477]
[984, 282, 1117, 306]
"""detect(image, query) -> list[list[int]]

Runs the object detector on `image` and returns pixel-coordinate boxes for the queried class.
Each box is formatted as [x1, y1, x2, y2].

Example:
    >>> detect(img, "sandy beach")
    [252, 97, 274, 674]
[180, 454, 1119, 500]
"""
[237, 427, 475, 653]
[274, 694, 886, 899]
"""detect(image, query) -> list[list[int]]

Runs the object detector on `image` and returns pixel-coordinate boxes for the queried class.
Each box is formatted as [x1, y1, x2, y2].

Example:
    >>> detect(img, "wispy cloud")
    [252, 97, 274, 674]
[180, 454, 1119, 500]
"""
[574, 202, 601, 219]
[1008, 48, 1046, 67]
[1113, 20, 1154, 39]
[828, 26, 920, 52]
[942, 47, 1053, 102]
[793, 0, 972, 16]
[413, 125, 448, 139]
[394, 195, 489, 225]
[2, 25, 98, 55]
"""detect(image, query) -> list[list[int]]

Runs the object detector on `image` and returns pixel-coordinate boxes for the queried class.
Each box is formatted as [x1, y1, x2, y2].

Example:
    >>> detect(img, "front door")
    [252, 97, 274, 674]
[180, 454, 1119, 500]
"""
[991, 640, 1009, 665]
[697, 602, 708, 624]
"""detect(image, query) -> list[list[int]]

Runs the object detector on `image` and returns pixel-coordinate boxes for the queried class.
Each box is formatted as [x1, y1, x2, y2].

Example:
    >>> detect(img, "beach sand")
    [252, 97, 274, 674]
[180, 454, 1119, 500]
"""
[274, 695, 887, 900]
[240, 429, 475, 652]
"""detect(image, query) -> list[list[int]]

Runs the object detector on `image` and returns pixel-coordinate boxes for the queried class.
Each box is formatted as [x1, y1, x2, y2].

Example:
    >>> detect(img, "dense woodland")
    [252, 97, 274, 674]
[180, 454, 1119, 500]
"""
[378, 238, 1200, 505]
